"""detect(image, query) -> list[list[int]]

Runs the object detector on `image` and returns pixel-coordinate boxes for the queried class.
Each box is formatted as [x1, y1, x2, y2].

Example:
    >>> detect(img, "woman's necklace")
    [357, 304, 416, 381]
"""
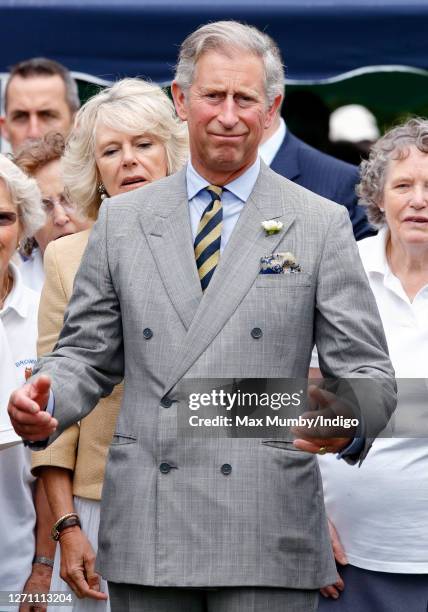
[0, 274, 11, 309]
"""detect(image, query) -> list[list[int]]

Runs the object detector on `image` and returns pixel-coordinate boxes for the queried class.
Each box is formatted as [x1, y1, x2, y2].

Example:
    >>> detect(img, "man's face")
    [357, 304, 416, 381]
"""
[172, 49, 280, 184]
[1, 75, 74, 152]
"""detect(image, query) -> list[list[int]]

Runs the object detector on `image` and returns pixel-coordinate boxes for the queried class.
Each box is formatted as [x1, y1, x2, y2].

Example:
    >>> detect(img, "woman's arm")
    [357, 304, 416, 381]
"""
[37, 467, 107, 601]
[31, 240, 81, 476]
[31, 238, 106, 600]
[21, 480, 56, 612]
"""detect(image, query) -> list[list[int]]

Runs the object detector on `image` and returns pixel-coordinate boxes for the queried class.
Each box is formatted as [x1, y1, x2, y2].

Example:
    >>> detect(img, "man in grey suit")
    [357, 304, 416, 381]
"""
[9, 21, 395, 612]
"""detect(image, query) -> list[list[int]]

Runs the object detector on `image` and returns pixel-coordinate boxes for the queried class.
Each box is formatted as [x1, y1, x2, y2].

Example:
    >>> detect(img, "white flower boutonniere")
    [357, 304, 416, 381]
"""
[261, 219, 283, 236]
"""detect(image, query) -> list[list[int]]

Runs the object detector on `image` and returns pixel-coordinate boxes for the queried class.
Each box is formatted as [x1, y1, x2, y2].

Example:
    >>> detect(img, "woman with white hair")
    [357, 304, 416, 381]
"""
[31, 78, 188, 611]
[0, 155, 50, 595]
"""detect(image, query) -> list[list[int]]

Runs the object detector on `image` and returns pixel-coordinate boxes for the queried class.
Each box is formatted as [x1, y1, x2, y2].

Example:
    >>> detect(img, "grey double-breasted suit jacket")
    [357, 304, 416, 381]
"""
[34, 163, 395, 589]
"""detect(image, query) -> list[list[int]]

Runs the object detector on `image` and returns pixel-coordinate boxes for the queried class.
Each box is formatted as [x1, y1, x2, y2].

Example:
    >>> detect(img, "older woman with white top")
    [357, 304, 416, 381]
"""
[318, 118, 428, 612]
[0, 154, 52, 603]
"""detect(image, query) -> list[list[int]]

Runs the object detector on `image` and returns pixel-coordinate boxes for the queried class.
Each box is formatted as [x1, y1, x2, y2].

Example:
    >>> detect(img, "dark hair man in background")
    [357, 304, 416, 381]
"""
[0, 57, 79, 153]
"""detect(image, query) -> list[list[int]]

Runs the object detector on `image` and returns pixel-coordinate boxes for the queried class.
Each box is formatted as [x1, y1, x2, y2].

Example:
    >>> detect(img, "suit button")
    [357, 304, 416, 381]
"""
[143, 328, 153, 339]
[159, 462, 171, 474]
[221, 463, 232, 476]
[251, 327, 263, 339]
[160, 396, 173, 408]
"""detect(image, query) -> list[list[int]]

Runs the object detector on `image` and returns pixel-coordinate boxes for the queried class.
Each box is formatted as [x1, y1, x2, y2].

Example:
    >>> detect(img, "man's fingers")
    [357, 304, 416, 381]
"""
[8, 379, 57, 440]
[291, 406, 337, 440]
[9, 389, 40, 416]
[293, 438, 322, 454]
[11, 407, 52, 426]
[308, 385, 336, 409]
[29, 375, 51, 407]
[320, 573, 344, 599]
[292, 437, 350, 454]
[11, 410, 57, 434]
[291, 404, 356, 442]
[12, 418, 58, 441]
[320, 585, 340, 599]
[334, 574, 345, 591]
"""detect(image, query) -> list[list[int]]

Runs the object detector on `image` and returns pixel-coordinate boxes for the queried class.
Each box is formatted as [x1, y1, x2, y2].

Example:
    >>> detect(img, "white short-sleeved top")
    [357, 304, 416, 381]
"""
[0, 263, 40, 590]
[318, 227, 428, 573]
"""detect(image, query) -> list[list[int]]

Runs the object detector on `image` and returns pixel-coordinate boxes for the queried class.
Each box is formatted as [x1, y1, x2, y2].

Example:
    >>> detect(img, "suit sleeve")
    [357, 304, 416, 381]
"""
[32, 202, 124, 444]
[339, 166, 376, 242]
[314, 206, 396, 463]
[31, 241, 79, 473]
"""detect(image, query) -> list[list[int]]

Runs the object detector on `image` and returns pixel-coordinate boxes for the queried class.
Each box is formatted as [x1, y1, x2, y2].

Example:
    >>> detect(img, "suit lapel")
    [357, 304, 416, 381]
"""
[270, 130, 301, 181]
[164, 163, 296, 393]
[140, 170, 202, 330]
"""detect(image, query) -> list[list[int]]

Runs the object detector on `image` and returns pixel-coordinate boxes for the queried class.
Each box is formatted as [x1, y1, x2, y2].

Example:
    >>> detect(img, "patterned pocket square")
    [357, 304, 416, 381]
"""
[260, 252, 301, 275]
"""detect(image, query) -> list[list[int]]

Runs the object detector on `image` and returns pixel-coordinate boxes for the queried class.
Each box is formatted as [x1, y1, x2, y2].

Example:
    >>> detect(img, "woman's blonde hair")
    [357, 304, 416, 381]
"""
[63, 78, 188, 220]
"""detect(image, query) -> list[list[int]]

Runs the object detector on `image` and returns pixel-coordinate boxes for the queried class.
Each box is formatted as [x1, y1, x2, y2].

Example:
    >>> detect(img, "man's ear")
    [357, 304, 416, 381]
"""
[264, 94, 283, 129]
[171, 81, 188, 122]
[0, 116, 10, 142]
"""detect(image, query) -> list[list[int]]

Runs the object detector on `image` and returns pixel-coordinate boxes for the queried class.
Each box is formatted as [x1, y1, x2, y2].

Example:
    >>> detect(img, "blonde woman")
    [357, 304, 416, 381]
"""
[31, 78, 188, 611]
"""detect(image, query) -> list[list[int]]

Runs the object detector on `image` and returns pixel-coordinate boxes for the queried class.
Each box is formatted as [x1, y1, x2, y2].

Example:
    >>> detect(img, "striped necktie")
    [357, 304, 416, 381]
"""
[194, 185, 223, 291]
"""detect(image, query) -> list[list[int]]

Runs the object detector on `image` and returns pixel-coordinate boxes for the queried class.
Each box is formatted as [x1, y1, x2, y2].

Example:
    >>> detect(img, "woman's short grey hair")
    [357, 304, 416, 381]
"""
[62, 78, 188, 220]
[175, 20, 285, 106]
[358, 117, 428, 228]
[0, 154, 45, 239]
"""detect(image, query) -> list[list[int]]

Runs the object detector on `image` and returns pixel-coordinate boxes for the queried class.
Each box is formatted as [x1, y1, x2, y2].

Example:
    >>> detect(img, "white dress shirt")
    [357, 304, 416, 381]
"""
[258, 118, 286, 166]
[187, 157, 260, 250]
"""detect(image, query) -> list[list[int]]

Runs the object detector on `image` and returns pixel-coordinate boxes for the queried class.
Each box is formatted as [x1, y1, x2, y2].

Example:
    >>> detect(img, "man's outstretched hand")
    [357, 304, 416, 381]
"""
[8, 375, 58, 441]
[292, 385, 355, 454]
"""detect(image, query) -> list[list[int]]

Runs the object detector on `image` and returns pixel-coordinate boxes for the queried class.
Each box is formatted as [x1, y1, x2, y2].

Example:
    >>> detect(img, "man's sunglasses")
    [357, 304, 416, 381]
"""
[0, 211, 18, 226]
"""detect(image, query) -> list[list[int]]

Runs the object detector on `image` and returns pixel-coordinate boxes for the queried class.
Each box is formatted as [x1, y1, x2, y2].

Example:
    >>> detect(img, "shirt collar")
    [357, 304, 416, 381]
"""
[1, 262, 31, 319]
[186, 157, 261, 203]
[361, 225, 389, 275]
[259, 118, 286, 166]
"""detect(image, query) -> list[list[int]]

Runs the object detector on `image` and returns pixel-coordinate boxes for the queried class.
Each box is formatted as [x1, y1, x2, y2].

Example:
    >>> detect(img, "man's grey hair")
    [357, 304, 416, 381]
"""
[0, 154, 45, 239]
[357, 117, 428, 228]
[175, 20, 285, 106]
[6, 57, 80, 114]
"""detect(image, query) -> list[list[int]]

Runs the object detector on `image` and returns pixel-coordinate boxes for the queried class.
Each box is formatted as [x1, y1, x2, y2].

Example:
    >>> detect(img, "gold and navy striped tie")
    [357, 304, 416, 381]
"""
[194, 185, 223, 291]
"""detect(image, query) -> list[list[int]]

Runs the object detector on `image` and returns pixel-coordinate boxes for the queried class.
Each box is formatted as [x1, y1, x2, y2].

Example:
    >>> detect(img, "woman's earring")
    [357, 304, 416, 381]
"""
[98, 183, 107, 201]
